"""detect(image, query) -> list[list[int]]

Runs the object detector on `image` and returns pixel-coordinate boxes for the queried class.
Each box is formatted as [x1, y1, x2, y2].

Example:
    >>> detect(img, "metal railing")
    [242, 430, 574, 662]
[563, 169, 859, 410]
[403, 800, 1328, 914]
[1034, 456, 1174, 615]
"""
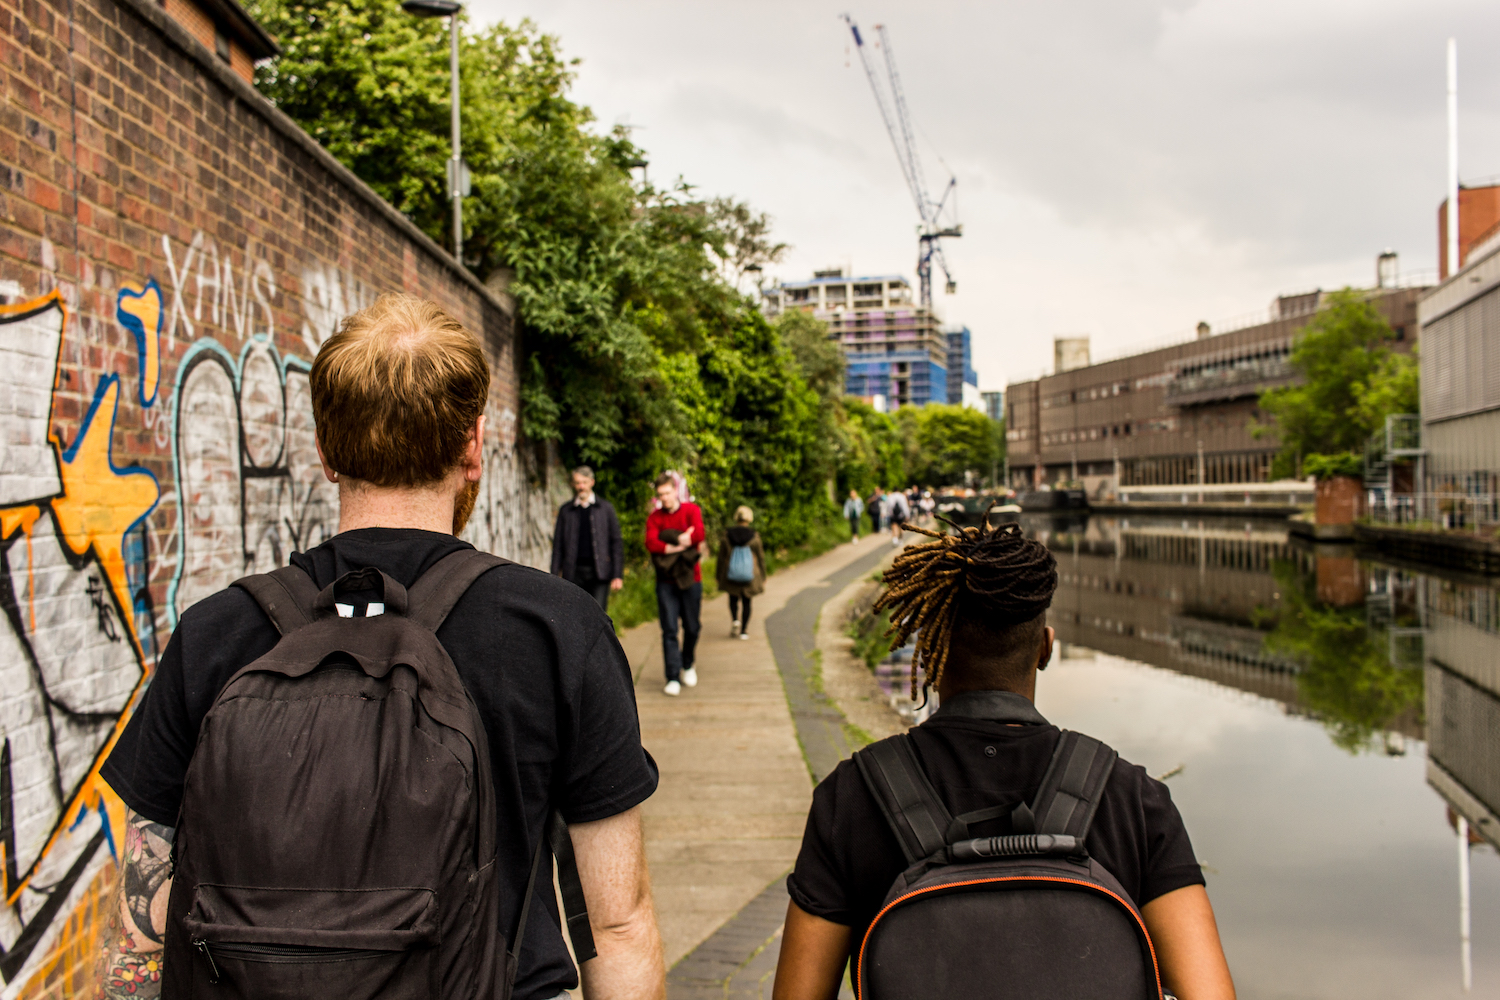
[1367, 493, 1500, 531]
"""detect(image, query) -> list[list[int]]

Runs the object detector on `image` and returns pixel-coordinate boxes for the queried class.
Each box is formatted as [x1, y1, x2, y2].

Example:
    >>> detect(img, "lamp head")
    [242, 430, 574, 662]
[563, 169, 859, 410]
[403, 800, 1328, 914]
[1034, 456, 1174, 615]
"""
[401, 0, 462, 16]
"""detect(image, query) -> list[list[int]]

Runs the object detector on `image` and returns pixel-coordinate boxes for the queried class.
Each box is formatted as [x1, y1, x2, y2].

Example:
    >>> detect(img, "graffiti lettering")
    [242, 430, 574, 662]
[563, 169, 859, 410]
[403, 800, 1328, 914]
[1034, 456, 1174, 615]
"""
[300, 264, 376, 356]
[161, 233, 276, 342]
[84, 578, 120, 644]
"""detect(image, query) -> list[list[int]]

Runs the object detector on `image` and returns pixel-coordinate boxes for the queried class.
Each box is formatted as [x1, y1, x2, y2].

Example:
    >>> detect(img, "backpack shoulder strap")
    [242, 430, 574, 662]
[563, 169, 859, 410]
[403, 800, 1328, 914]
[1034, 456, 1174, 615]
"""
[853, 735, 953, 865]
[1031, 730, 1118, 840]
[232, 566, 322, 635]
[406, 548, 512, 632]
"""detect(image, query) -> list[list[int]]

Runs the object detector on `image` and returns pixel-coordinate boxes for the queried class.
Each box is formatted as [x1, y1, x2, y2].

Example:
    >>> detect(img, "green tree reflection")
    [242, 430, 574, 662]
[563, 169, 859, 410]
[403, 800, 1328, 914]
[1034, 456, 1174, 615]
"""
[1260, 562, 1424, 753]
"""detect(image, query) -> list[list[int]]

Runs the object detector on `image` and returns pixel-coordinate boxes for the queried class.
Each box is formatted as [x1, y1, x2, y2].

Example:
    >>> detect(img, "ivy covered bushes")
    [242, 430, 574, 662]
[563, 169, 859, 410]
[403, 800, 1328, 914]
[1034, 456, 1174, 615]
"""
[245, 1, 1005, 599]
[246, 1, 844, 553]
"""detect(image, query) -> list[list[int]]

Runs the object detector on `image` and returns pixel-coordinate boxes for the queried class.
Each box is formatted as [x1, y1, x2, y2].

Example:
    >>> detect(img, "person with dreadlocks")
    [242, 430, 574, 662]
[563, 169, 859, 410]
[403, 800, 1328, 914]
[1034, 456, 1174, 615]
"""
[773, 514, 1236, 1000]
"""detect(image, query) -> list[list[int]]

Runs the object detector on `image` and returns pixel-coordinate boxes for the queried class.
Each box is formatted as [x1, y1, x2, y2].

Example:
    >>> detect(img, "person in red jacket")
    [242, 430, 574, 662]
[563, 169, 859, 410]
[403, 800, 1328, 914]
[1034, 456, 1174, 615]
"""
[644, 472, 706, 696]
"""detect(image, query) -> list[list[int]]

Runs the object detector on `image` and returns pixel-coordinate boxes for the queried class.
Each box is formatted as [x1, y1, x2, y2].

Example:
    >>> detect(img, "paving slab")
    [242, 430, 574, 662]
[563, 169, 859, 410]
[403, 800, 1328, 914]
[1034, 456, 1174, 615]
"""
[619, 533, 895, 973]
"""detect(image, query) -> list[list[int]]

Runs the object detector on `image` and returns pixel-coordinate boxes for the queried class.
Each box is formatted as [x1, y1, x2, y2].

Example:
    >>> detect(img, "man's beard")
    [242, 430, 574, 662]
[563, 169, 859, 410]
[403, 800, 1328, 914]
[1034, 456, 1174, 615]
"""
[453, 479, 481, 535]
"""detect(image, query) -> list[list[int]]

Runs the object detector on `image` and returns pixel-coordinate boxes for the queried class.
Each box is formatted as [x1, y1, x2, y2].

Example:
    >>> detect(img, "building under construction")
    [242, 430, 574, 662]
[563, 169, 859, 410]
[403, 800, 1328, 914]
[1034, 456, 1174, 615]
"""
[1005, 277, 1425, 496]
[763, 270, 948, 408]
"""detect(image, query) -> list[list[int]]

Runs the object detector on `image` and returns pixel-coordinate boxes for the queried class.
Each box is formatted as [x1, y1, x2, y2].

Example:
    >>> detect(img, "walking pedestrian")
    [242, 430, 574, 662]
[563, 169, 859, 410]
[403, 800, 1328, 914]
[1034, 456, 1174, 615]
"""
[716, 505, 766, 639]
[865, 486, 888, 535]
[101, 294, 664, 1000]
[550, 465, 625, 611]
[773, 521, 1234, 1000]
[843, 490, 865, 543]
[645, 472, 705, 696]
[887, 488, 911, 546]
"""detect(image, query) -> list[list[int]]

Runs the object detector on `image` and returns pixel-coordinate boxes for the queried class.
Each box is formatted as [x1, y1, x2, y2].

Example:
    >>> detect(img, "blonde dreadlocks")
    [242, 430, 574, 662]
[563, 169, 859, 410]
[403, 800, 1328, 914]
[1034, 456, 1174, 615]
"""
[872, 506, 1058, 697]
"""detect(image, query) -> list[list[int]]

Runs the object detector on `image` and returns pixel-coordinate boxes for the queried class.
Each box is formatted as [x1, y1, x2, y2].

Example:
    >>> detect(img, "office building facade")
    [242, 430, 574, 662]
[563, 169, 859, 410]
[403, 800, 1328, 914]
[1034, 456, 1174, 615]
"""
[945, 326, 979, 405]
[1005, 286, 1424, 497]
[982, 390, 1004, 423]
[763, 271, 947, 408]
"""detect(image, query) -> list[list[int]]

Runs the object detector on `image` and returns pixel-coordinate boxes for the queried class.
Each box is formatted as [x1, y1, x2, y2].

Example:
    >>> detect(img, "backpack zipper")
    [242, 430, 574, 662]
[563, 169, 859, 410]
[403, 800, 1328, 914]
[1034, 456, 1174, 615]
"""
[855, 874, 1162, 1000]
[193, 937, 398, 971]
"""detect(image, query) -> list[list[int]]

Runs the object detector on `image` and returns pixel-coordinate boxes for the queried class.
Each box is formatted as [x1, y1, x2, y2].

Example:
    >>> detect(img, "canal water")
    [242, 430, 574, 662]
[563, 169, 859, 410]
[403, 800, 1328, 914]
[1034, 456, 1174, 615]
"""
[880, 514, 1500, 998]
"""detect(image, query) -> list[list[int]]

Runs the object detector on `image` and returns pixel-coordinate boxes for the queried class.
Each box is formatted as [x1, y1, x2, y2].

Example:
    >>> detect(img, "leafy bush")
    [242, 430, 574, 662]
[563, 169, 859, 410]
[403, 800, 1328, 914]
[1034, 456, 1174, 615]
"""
[1302, 451, 1364, 480]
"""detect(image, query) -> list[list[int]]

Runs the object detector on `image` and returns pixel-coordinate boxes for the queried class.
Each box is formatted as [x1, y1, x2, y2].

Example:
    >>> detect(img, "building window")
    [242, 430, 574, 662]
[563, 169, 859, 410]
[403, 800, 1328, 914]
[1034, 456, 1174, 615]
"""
[215, 26, 232, 64]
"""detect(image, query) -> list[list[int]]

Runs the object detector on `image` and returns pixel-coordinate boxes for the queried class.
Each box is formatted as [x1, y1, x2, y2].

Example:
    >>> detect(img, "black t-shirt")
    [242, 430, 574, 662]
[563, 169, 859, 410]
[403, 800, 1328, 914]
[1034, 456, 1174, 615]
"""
[786, 691, 1204, 969]
[572, 503, 596, 576]
[101, 528, 659, 1000]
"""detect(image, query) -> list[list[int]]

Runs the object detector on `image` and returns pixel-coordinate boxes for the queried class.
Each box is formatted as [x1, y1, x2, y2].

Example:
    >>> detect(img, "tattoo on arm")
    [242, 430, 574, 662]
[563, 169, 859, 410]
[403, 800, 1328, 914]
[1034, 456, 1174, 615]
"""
[123, 815, 174, 944]
[104, 811, 174, 999]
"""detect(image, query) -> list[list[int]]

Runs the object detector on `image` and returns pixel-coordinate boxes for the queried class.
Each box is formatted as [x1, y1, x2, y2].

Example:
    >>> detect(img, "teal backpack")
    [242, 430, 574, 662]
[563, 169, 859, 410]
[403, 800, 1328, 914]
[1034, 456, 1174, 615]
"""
[727, 543, 755, 583]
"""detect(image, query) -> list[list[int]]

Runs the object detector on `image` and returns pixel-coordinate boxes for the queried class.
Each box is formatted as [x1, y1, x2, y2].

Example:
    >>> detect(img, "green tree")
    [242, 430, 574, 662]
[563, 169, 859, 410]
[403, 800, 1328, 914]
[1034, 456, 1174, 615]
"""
[1255, 289, 1418, 478]
[836, 400, 905, 497]
[900, 404, 1000, 486]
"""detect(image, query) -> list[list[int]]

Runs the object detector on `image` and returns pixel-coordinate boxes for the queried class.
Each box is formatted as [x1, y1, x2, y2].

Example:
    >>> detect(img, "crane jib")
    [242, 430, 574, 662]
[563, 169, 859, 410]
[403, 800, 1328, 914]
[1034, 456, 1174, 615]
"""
[840, 14, 960, 309]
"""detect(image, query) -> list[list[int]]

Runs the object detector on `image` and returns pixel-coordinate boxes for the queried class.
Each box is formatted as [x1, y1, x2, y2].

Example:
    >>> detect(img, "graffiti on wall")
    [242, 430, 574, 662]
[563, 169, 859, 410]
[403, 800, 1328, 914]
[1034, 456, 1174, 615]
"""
[0, 285, 162, 987]
[0, 231, 542, 993]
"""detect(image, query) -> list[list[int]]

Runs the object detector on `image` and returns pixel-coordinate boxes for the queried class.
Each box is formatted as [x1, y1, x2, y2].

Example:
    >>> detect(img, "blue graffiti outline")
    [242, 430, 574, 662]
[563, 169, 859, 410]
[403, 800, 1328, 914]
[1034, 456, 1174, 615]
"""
[58, 372, 162, 540]
[164, 337, 314, 629]
[115, 278, 164, 408]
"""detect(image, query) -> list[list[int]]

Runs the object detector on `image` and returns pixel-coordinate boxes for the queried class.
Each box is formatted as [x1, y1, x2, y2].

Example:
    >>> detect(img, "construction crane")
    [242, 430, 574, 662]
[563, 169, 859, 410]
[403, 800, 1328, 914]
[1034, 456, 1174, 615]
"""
[842, 14, 961, 310]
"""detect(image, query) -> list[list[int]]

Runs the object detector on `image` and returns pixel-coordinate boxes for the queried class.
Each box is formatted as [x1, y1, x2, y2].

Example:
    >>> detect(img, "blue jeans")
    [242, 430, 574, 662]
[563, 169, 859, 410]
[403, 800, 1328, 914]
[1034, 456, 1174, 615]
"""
[656, 580, 702, 682]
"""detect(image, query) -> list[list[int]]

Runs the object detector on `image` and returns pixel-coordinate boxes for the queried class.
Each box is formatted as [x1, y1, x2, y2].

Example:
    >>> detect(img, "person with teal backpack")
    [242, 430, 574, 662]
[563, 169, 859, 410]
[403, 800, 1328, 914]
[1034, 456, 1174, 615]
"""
[716, 506, 766, 640]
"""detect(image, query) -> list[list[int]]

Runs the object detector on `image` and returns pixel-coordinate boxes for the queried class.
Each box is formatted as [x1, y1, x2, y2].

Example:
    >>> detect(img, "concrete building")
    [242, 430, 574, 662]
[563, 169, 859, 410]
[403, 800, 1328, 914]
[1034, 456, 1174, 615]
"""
[945, 326, 979, 405]
[982, 390, 1004, 424]
[764, 271, 947, 408]
[1006, 285, 1424, 498]
[1419, 227, 1500, 493]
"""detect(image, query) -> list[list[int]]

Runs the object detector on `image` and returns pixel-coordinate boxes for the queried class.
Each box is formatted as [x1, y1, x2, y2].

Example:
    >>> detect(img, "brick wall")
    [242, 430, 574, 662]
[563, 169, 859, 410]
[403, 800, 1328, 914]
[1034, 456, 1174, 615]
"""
[0, 0, 554, 994]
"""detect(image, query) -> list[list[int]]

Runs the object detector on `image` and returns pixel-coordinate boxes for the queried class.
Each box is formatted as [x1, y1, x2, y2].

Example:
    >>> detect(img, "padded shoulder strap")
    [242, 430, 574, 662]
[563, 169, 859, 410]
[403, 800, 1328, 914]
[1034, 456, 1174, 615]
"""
[1031, 731, 1118, 840]
[406, 549, 512, 632]
[853, 735, 953, 865]
[232, 566, 322, 636]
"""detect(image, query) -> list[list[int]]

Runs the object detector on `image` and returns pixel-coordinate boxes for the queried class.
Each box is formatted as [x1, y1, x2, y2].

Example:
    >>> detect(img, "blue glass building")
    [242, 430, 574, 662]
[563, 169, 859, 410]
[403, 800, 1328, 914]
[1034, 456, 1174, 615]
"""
[763, 271, 948, 408]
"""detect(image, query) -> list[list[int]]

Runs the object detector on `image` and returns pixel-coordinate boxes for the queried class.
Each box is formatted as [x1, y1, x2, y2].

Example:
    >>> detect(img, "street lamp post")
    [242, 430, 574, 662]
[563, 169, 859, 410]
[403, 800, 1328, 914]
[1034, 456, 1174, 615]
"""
[402, 0, 465, 261]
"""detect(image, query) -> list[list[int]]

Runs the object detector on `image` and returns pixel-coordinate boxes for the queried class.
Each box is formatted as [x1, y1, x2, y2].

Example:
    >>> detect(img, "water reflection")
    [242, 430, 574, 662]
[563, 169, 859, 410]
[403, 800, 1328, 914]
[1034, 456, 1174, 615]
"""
[1015, 513, 1500, 996]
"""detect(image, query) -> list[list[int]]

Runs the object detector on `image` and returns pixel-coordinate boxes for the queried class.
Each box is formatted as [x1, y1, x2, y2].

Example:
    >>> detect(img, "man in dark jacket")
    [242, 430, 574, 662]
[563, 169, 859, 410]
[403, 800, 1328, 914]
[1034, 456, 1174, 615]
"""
[551, 466, 625, 611]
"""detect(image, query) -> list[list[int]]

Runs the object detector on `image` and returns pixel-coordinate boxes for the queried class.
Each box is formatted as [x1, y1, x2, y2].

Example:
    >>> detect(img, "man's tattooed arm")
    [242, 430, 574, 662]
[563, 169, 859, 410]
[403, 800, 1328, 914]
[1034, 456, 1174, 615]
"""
[103, 809, 174, 999]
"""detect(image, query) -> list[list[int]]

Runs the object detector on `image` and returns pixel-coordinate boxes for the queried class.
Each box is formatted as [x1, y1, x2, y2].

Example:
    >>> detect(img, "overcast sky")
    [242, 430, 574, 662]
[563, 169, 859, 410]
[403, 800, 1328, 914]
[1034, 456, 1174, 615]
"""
[468, 0, 1500, 392]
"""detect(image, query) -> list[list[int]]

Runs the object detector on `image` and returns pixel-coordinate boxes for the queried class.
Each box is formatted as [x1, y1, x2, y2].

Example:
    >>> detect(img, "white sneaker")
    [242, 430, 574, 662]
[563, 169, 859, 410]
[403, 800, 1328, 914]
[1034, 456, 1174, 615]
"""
[730, 620, 740, 637]
[891, 536, 900, 546]
[681, 668, 698, 688]
[738, 632, 749, 641]
[663, 680, 682, 697]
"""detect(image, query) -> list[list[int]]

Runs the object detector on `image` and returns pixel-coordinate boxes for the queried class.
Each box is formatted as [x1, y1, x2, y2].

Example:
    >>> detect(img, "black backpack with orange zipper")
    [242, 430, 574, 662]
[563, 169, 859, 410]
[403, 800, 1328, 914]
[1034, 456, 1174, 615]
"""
[852, 730, 1164, 1000]
[163, 550, 595, 999]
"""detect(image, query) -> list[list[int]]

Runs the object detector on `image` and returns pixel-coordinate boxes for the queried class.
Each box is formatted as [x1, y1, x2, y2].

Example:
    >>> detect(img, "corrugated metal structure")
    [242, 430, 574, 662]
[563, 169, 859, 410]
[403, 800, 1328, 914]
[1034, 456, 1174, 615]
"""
[1420, 235, 1500, 490]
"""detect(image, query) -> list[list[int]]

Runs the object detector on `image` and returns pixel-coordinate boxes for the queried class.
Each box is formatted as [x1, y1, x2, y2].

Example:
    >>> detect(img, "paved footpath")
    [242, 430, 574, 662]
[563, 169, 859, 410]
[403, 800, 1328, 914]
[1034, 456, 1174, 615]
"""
[613, 532, 894, 998]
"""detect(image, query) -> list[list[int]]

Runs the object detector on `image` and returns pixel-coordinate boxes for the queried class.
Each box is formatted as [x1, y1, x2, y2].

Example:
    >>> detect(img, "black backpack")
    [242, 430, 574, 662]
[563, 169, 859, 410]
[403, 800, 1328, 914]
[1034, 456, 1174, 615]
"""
[852, 730, 1164, 1000]
[163, 550, 594, 999]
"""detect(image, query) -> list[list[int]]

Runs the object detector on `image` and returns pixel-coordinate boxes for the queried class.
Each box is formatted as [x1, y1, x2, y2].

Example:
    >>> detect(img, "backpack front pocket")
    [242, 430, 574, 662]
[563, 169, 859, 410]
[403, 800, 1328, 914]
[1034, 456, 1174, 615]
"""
[182, 885, 439, 999]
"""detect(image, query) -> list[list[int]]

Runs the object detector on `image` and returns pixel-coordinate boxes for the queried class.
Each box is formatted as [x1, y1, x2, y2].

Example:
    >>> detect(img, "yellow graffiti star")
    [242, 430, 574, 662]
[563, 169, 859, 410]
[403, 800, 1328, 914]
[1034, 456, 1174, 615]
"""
[49, 376, 160, 655]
